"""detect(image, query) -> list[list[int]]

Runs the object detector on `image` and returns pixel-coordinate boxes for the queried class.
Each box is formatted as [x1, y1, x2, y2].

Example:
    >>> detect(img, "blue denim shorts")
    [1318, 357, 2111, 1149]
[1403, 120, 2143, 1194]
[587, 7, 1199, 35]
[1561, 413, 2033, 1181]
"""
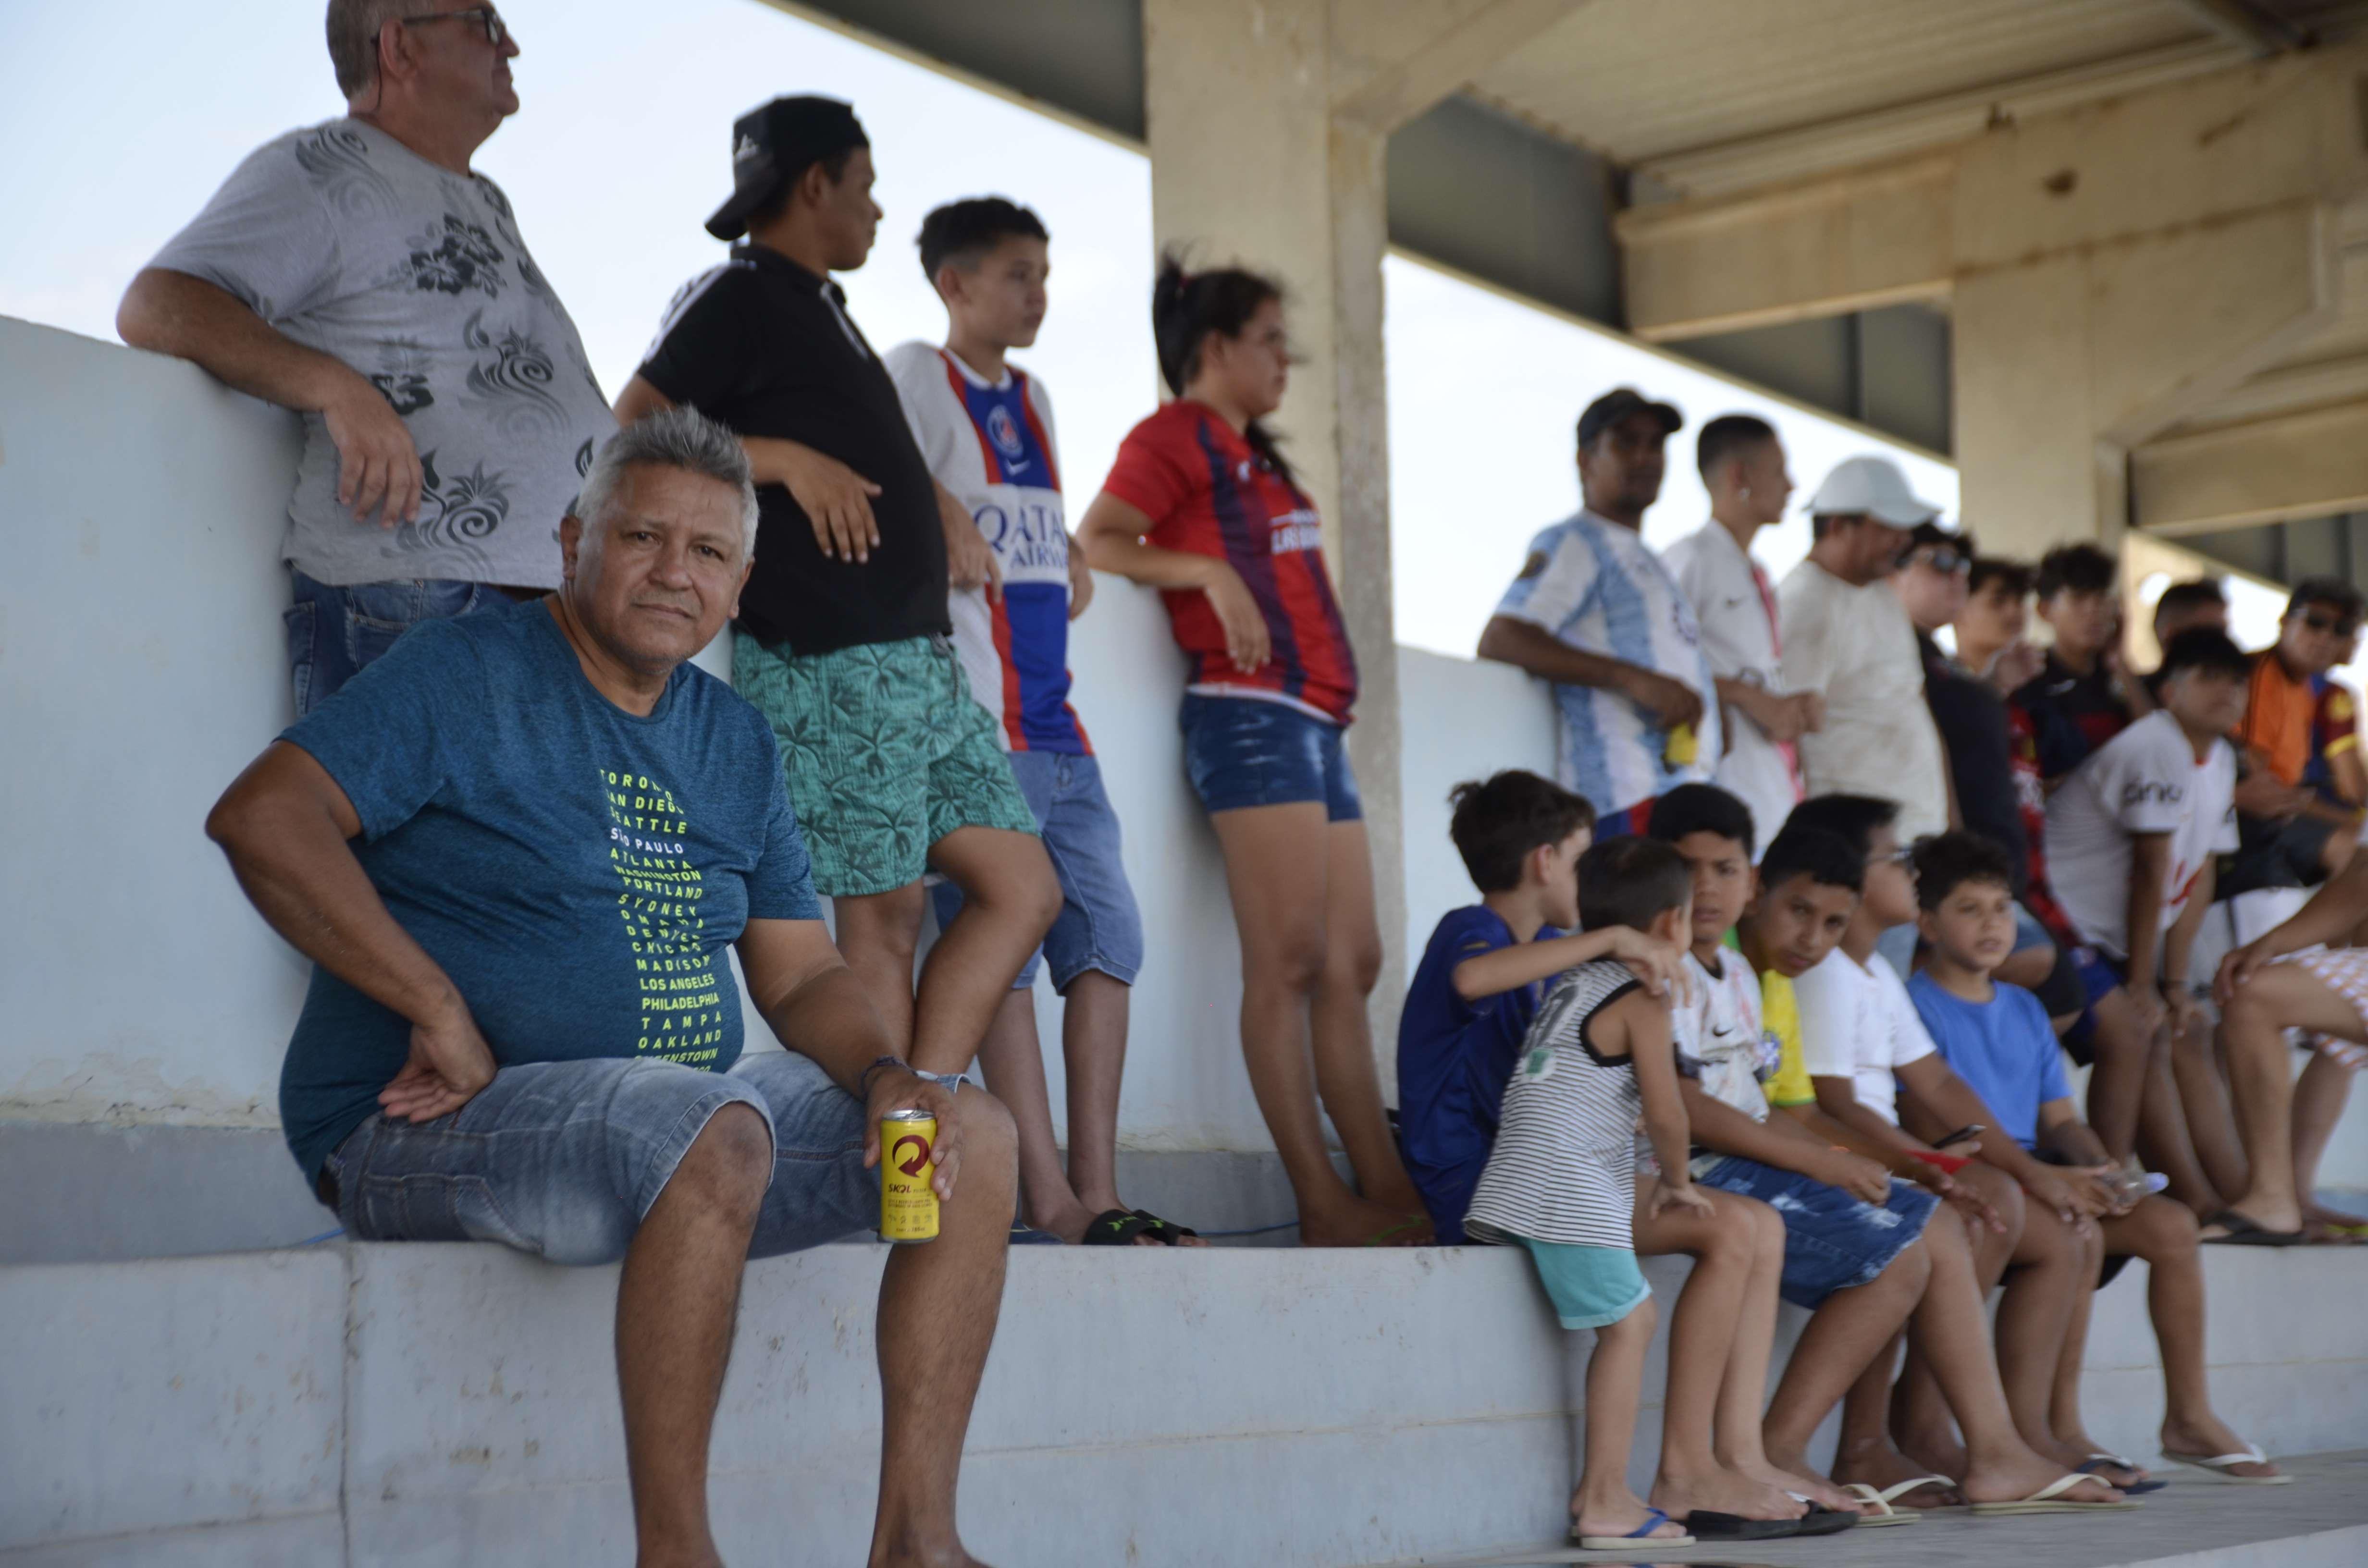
[931, 750, 1145, 991]
[317, 1051, 940, 1266]
[1697, 1154, 1937, 1308]
[286, 569, 518, 717]
[1179, 693, 1363, 821]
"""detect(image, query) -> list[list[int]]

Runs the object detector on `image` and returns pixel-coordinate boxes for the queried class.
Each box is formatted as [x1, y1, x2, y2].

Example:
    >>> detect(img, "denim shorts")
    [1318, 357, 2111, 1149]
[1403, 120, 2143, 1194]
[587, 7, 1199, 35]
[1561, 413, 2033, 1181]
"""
[1697, 1154, 1937, 1308]
[286, 569, 517, 718]
[931, 750, 1145, 991]
[316, 1051, 936, 1266]
[1179, 693, 1362, 821]
[1517, 1237, 1653, 1330]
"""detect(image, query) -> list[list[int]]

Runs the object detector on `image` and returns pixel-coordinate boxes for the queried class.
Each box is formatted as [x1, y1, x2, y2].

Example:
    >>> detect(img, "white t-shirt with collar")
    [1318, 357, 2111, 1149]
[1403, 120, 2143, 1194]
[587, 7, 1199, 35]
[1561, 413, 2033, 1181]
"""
[1792, 945, 1936, 1125]
[2045, 709, 2240, 960]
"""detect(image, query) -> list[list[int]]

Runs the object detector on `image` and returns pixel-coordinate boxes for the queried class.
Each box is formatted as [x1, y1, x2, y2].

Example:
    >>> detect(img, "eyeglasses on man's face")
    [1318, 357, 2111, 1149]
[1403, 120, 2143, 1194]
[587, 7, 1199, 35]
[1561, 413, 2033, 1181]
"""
[1908, 547, 1971, 576]
[2301, 611, 2360, 637]
[397, 6, 509, 48]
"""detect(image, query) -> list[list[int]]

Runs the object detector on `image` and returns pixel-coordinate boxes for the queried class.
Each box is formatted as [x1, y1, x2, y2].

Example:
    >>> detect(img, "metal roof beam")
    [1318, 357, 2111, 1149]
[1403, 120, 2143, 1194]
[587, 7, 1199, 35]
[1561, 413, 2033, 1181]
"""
[2174, 0, 2312, 57]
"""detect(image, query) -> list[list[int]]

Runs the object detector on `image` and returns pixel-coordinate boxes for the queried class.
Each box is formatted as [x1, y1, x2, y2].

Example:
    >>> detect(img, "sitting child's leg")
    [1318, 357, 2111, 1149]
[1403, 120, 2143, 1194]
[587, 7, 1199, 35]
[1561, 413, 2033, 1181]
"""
[1711, 1198, 1858, 1510]
[1630, 1182, 1806, 1522]
[1759, 1243, 1927, 1482]
[1904, 1200, 2124, 1506]
[2103, 1197, 2282, 1479]
[1576, 1295, 1689, 1543]
[1892, 1166, 2023, 1482]
[1991, 1195, 2094, 1470]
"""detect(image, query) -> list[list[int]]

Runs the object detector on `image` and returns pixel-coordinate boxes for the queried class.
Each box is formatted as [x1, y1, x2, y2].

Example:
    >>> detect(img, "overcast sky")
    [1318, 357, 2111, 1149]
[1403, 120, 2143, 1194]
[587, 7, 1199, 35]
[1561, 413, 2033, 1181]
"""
[2, 0, 1970, 658]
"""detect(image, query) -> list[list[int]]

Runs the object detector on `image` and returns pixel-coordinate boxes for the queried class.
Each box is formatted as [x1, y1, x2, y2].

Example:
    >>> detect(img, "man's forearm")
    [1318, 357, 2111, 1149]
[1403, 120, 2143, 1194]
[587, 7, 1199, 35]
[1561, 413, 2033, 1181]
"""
[207, 746, 462, 1029]
[1477, 615, 1640, 695]
[118, 269, 368, 416]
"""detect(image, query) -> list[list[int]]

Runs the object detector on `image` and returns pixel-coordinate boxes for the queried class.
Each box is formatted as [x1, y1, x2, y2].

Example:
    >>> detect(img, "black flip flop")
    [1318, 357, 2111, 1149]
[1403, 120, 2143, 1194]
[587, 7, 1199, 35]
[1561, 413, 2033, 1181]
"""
[1082, 1210, 1158, 1246]
[1790, 1503, 1860, 1535]
[2200, 1209, 2309, 1247]
[1130, 1208, 1201, 1246]
[1680, 1511, 1801, 1541]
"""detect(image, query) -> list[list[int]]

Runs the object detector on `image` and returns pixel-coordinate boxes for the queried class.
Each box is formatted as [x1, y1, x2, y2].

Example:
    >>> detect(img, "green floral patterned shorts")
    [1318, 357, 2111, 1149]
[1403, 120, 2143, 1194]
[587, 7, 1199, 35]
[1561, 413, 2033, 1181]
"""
[734, 632, 1038, 898]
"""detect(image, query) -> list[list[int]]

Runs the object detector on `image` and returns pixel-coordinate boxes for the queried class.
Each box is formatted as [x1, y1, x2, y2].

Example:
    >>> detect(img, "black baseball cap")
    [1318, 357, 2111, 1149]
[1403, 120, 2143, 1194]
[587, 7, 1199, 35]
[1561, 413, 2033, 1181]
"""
[1578, 387, 1683, 449]
[705, 96, 870, 242]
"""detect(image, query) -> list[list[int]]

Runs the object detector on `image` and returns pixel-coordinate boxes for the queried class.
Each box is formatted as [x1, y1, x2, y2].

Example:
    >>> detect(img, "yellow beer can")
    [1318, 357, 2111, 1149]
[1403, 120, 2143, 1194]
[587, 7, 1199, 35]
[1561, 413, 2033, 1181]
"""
[879, 1109, 940, 1243]
[1665, 722, 1698, 766]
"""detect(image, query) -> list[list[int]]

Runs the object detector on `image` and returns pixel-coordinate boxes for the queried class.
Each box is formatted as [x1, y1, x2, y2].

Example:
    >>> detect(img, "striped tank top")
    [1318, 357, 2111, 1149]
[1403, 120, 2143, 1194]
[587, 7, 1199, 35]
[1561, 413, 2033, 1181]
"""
[1464, 960, 1646, 1250]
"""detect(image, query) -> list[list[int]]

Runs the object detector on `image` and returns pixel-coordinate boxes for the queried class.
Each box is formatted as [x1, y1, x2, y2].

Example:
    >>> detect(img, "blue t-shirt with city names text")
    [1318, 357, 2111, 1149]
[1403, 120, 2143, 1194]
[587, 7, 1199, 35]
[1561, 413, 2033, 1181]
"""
[1906, 973, 2070, 1150]
[275, 601, 820, 1180]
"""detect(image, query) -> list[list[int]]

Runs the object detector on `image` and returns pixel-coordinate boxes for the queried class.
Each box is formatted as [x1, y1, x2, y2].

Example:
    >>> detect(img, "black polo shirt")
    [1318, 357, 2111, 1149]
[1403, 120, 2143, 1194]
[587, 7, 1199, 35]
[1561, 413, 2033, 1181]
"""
[1920, 632, 2029, 892]
[636, 245, 948, 655]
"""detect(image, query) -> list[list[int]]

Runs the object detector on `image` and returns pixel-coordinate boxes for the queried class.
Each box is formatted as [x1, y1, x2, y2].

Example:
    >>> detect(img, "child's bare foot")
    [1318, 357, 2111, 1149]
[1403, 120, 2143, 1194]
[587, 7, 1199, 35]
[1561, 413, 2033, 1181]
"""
[1958, 1447, 2124, 1507]
[2054, 1430, 2151, 1487]
[2162, 1417, 2282, 1479]
[1650, 1465, 1804, 1523]
[1571, 1494, 1690, 1544]
[1831, 1442, 1961, 1508]
[1296, 1197, 1432, 1248]
[1730, 1458, 1862, 1512]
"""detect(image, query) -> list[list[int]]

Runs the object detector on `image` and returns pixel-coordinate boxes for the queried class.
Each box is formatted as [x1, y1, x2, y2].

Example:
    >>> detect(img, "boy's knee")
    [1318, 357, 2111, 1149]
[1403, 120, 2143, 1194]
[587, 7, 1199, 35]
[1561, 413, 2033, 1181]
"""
[1883, 1237, 1933, 1295]
[1339, 931, 1385, 995]
[1261, 931, 1329, 994]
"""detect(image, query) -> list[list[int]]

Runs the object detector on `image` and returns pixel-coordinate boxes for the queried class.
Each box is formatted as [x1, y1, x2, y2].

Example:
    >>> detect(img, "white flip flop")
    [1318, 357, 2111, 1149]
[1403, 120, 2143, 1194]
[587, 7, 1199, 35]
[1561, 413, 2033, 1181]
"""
[1967, 1472, 2141, 1514]
[2161, 1442, 2293, 1484]
[1843, 1475, 1955, 1524]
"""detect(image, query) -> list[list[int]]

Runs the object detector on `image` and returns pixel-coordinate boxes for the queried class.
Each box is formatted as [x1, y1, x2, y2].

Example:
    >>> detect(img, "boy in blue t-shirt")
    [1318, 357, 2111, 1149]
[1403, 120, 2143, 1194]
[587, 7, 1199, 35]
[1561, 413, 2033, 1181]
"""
[1397, 771, 1688, 1240]
[1907, 833, 2282, 1483]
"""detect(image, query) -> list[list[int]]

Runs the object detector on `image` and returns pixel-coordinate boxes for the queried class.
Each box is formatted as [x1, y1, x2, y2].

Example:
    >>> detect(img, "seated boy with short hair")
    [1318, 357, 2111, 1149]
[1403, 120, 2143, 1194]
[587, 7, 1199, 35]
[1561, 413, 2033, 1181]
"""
[1397, 771, 1685, 1241]
[1465, 836, 1713, 1549]
[1705, 825, 2123, 1513]
[1908, 831, 2282, 1483]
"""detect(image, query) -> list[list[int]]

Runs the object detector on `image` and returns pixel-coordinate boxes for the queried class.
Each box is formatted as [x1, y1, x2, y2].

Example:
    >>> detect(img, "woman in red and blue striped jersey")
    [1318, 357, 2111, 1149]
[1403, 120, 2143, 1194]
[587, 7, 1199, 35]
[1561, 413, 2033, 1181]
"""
[1079, 255, 1430, 1247]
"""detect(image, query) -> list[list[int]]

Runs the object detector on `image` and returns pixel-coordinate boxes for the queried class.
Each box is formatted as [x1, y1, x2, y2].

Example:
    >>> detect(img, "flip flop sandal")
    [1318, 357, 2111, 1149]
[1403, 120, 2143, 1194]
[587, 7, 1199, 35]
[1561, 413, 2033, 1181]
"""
[1359, 1217, 1433, 1247]
[1677, 1511, 1798, 1540]
[2199, 1209, 2309, 1246]
[1843, 1475, 1955, 1523]
[1080, 1210, 1158, 1246]
[1571, 1506, 1695, 1550]
[1007, 1220, 1065, 1245]
[2077, 1455, 2167, 1494]
[2161, 1442, 2293, 1483]
[1787, 1501, 1859, 1535]
[1129, 1208, 1201, 1246]
[1967, 1473, 2142, 1514]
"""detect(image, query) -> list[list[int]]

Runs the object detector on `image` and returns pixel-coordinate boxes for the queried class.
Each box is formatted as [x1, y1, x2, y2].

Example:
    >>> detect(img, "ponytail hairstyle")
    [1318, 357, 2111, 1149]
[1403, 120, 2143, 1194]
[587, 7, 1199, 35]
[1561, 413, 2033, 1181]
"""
[1152, 250, 1295, 486]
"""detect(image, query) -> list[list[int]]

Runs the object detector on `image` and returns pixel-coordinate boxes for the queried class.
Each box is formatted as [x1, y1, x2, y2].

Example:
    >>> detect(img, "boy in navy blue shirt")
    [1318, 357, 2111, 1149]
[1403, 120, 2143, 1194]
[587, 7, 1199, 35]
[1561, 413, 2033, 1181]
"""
[1907, 833, 2282, 1483]
[1397, 771, 1688, 1240]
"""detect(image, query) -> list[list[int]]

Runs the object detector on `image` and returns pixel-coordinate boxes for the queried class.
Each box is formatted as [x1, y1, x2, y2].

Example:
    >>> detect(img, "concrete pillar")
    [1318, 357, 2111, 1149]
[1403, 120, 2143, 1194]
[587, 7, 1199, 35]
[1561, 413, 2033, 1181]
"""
[1141, 0, 1583, 1092]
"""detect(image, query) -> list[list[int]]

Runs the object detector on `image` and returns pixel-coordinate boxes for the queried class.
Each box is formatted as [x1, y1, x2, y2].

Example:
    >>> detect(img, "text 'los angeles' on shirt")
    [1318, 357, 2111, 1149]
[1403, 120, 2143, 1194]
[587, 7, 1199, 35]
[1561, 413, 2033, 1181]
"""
[636, 245, 949, 657]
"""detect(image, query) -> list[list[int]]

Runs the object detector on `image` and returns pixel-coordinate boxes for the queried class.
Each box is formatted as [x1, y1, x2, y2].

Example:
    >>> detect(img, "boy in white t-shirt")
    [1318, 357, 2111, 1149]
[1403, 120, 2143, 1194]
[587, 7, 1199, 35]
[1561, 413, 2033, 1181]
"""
[883, 200, 1179, 1247]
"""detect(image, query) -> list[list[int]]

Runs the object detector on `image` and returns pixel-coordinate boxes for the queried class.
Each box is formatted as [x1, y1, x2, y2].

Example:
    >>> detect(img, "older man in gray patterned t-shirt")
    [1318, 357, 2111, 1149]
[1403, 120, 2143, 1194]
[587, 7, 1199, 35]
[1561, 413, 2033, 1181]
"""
[119, 1, 614, 714]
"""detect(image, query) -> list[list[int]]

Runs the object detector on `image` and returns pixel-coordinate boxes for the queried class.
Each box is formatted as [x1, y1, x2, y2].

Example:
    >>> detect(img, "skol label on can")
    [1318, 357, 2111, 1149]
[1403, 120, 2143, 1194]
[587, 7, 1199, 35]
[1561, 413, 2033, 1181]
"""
[1664, 722, 1698, 766]
[879, 1109, 940, 1243]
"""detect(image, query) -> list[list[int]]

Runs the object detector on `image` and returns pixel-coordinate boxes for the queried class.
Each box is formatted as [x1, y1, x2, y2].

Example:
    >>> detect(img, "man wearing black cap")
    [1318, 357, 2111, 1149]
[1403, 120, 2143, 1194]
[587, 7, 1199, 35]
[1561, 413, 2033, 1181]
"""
[617, 98, 1060, 1099]
[1479, 388, 1720, 835]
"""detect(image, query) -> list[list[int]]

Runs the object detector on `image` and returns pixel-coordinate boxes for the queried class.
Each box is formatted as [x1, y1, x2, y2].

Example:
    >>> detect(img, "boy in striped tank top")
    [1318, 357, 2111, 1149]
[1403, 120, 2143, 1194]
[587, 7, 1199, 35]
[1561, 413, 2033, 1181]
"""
[1466, 837, 1711, 1550]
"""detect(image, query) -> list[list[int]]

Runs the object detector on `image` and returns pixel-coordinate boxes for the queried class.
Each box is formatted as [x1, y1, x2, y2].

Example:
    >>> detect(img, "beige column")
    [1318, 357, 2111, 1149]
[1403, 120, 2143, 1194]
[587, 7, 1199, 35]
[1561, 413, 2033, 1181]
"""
[1140, 0, 1584, 1091]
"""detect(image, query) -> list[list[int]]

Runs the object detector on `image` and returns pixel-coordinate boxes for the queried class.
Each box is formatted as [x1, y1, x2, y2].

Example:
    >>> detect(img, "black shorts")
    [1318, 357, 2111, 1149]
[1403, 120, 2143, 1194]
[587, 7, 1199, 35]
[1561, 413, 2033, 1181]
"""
[2222, 812, 2339, 898]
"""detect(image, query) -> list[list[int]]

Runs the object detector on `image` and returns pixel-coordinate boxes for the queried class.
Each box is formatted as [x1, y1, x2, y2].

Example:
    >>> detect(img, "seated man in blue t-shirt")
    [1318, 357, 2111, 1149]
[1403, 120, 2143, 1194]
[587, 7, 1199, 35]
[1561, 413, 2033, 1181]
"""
[1396, 770, 1686, 1239]
[1905, 833, 2281, 1483]
[206, 408, 1020, 1565]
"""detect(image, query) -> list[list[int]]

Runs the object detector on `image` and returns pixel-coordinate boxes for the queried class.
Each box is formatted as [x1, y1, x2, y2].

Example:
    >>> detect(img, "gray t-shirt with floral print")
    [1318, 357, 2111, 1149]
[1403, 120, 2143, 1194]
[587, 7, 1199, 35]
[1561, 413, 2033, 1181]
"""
[149, 118, 614, 588]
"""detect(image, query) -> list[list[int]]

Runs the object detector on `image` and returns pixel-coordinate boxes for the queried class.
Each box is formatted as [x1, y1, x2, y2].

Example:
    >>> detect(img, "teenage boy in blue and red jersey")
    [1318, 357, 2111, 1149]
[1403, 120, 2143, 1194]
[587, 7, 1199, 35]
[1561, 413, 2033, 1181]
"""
[886, 199, 1188, 1248]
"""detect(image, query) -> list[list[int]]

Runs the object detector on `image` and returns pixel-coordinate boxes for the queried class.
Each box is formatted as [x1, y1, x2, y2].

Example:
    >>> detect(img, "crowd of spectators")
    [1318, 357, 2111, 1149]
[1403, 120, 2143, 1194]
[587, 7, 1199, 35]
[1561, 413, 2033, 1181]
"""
[115, 4, 2367, 1553]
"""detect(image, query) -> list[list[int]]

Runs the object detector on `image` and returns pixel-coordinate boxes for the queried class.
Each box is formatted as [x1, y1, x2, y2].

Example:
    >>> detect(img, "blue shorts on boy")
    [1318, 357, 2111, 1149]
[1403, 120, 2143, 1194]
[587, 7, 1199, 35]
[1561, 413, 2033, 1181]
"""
[1395, 906, 1563, 1242]
[929, 750, 1144, 991]
[1696, 1156, 1938, 1307]
[1907, 973, 2069, 1149]
[1517, 1236, 1654, 1329]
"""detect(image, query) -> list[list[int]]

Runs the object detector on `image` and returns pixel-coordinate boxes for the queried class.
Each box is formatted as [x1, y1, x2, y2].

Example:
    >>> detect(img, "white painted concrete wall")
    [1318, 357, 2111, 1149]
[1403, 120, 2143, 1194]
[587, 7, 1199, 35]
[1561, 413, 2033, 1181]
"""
[7, 311, 2367, 1187]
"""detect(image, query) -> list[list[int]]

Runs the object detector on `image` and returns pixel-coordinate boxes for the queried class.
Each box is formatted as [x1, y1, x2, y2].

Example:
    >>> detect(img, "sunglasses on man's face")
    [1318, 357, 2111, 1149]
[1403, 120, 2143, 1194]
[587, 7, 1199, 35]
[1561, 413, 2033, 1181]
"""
[1906, 547, 1970, 576]
[2302, 612, 2360, 636]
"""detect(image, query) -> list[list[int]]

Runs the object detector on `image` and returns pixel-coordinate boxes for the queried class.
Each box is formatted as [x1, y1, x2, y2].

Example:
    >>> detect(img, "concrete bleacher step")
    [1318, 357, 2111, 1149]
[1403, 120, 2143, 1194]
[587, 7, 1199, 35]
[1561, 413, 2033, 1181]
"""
[8, 1241, 2368, 1567]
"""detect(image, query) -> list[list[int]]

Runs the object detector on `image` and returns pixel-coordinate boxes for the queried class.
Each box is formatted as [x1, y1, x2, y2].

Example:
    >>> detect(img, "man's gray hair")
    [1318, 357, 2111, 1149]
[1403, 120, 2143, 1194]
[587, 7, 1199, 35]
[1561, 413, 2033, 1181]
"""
[575, 407, 760, 558]
[326, 0, 410, 99]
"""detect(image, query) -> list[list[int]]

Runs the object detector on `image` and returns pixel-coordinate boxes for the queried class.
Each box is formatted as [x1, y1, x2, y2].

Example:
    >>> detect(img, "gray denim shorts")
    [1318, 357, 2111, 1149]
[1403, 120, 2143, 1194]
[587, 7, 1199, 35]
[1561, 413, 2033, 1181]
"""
[319, 1051, 907, 1266]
